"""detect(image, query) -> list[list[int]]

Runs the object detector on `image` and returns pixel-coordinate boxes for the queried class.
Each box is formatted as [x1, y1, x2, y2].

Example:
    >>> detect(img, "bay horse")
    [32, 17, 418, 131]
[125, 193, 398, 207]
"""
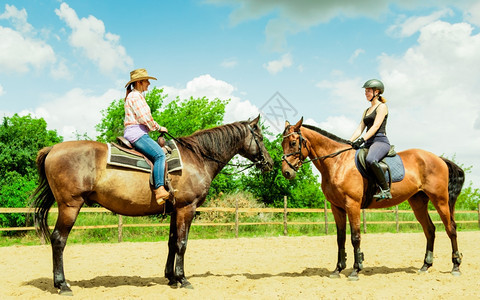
[30, 115, 273, 295]
[281, 117, 464, 281]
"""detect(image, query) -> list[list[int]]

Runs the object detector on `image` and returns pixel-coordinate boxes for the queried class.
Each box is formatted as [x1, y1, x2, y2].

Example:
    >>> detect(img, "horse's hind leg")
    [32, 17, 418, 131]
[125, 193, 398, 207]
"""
[427, 192, 462, 275]
[51, 203, 82, 295]
[408, 192, 436, 273]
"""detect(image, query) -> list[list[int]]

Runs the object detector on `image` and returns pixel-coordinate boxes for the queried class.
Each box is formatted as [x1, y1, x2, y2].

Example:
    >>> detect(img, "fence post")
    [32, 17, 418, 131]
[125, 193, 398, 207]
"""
[283, 196, 288, 236]
[235, 198, 239, 238]
[395, 205, 399, 233]
[118, 215, 123, 243]
[362, 209, 367, 234]
[478, 203, 480, 229]
[324, 198, 328, 235]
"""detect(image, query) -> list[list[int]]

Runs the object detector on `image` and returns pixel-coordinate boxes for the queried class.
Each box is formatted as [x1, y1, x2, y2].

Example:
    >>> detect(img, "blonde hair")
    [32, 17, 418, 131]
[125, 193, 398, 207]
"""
[378, 95, 387, 103]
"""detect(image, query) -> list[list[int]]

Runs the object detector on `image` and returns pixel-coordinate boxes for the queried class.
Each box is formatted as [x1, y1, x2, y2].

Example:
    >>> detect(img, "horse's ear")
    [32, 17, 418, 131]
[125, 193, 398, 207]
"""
[285, 120, 290, 127]
[293, 117, 303, 130]
[249, 114, 260, 127]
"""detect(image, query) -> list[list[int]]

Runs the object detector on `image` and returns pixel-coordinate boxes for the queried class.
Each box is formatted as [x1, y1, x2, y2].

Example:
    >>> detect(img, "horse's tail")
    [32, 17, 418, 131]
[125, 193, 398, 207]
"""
[441, 157, 465, 218]
[29, 146, 55, 243]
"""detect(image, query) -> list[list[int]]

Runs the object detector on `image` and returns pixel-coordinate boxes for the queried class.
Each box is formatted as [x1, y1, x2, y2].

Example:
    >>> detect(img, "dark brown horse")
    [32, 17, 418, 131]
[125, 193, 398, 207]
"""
[31, 116, 273, 295]
[281, 118, 464, 281]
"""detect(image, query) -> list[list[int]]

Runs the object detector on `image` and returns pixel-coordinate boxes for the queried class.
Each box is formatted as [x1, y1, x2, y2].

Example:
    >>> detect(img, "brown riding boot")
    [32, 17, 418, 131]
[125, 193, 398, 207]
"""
[154, 186, 170, 205]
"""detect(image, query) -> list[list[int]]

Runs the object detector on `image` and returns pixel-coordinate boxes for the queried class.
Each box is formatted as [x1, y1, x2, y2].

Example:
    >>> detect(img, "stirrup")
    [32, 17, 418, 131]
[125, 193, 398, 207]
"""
[373, 187, 392, 200]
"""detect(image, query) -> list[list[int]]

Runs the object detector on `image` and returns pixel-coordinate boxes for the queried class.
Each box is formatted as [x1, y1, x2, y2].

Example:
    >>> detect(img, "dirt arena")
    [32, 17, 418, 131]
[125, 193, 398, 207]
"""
[2, 231, 479, 299]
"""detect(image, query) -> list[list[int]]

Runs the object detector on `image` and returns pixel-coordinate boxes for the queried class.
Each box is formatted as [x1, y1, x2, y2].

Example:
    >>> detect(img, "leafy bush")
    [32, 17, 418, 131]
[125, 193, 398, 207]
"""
[0, 172, 37, 230]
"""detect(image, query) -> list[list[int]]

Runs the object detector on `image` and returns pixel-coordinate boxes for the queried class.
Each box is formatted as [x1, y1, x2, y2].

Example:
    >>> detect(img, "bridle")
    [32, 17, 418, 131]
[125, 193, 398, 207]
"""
[281, 130, 308, 171]
[282, 128, 353, 172]
[246, 125, 271, 170]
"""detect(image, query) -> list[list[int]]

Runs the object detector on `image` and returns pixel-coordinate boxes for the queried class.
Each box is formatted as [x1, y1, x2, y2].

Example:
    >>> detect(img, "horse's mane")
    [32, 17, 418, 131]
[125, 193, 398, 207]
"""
[302, 124, 350, 144]
[178, 121, 249, 158]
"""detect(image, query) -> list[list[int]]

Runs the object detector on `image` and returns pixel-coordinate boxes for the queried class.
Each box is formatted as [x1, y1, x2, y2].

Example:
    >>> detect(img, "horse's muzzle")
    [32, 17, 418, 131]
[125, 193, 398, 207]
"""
[282, 168, 297, 180]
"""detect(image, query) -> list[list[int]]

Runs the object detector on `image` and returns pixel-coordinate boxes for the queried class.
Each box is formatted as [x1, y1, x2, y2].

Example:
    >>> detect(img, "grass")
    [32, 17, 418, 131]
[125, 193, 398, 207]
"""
[1, 193, 478, 246]
[1, 208, 478, 247]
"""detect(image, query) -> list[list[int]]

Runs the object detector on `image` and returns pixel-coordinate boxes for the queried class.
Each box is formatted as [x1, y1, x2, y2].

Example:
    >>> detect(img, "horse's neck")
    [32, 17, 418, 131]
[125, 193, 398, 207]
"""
[302, 128, 347, 173]
[303, 128, 344, 157]
[189, 128, 245, 175]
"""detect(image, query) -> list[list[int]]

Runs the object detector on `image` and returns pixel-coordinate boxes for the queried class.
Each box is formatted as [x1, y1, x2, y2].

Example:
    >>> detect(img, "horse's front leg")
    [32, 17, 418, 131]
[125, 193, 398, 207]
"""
[329, 205, 347, 278]
[171, 204, 196, 289]
[347, 207, 363, 281]
[164, 211, 178, 286]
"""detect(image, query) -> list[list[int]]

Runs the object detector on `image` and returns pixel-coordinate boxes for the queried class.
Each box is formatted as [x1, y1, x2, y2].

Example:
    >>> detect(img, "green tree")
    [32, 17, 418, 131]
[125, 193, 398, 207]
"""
[158, 96, 228, 137]
[0, 114, 62, 177]
[0, 114, 62, 230]
[241, 131, 324, 208]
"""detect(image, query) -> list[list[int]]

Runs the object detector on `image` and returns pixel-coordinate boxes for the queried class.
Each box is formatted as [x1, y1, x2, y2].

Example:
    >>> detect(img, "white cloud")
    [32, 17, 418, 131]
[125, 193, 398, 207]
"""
[162, 74, 235, 101]
[50, 59, 72, 79]
[348, 48, 365, 63]
[0, 4, 34, 34]
[263, 53, 292, 74]
[55, 3, 133, 74]
[387, 9, 454, 38]
[0, 26, 56, 72]
[27, 88, 123, 141]
[208, 0, 389, 51]
[0, 4, 71, 77]
[464, 1, 480, 26]
[161, 74, 259, 123]
[0, 84, 4, 96]
[221, 58, 238, 68]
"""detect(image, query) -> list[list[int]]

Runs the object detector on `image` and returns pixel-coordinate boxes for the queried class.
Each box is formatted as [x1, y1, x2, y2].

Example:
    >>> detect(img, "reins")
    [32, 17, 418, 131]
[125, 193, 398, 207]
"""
[282, 129, 354, 171]
[162, 125, 264, 172]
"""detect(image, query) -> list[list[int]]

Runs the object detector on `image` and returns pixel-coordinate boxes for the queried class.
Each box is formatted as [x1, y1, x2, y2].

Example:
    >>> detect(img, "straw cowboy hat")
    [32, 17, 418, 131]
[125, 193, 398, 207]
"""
[125, 68, 157, 88]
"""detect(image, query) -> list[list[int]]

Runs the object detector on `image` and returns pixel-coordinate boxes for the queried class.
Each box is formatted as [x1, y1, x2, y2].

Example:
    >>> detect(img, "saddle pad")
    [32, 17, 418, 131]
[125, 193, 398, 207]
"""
[354, 149, 405, 183]
[107, 139, 183, 173]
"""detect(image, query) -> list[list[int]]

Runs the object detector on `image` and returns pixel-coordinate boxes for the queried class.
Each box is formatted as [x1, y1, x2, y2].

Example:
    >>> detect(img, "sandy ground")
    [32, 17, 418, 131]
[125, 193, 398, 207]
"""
[1, 231, 479, 299]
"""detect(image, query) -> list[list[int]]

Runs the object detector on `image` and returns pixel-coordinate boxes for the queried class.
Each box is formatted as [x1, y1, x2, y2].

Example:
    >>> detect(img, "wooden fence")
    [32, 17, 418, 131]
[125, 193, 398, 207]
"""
[1, 197, 479, 242]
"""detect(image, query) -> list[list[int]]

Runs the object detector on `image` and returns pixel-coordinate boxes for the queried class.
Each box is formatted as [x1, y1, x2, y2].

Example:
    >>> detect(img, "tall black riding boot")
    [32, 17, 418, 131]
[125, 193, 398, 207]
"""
[370, 161, 392, 201]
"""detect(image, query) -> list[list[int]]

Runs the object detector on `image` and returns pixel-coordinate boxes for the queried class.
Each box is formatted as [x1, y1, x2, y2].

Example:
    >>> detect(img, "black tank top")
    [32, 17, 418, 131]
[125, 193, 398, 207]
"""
[363, 105, 388, 134]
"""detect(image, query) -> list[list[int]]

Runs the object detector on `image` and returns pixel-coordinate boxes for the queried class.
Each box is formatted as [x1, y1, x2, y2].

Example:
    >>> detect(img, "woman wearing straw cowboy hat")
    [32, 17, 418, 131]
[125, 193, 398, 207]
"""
[124, 68, 169, 203]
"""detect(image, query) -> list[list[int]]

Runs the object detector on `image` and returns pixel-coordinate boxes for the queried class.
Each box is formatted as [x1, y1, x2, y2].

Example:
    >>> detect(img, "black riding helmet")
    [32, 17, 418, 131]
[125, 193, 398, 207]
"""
[362, 79, 384, 94]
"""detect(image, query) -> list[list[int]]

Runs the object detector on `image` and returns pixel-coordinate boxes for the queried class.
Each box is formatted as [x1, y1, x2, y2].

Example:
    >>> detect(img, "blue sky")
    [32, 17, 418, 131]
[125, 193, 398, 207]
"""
[1, 0, 480, 187]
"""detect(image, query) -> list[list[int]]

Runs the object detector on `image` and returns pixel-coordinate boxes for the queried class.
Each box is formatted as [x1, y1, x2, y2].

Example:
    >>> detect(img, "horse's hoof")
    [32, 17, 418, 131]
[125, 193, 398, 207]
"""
[181, 282, 194, 289]
[347, 275, 359, 281]
[58, 285, 73, 296]
[167, 280, 179, 288]
[347, 272, 359, 281]
[451, 270, 462, 277]
[329, 271, 341, 279]
[417, 269, 428, 274]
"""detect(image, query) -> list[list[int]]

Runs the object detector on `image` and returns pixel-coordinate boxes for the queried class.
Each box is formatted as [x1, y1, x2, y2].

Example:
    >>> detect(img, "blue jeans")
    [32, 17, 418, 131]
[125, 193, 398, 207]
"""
[133, 134, 165, 188]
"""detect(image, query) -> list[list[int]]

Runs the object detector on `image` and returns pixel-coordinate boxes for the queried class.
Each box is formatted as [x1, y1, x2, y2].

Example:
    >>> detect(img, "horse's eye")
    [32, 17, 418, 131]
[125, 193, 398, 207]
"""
[290, 140, 296, 147]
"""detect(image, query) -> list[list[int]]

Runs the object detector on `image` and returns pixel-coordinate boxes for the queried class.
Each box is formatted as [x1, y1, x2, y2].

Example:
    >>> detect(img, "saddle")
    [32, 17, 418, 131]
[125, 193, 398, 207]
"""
[114, 136, 173, 168]
[355, 146, 405, 208]
[110, 136, 181, 203]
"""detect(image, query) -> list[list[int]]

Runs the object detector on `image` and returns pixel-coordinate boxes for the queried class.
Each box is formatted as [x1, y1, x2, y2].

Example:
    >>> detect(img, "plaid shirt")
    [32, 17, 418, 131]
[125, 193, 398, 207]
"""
[124, 90, 160, 131]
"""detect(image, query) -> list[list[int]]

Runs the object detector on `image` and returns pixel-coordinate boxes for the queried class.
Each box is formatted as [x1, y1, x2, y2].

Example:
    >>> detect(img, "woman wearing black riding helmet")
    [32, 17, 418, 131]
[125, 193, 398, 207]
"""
[349, 79, 392, 200]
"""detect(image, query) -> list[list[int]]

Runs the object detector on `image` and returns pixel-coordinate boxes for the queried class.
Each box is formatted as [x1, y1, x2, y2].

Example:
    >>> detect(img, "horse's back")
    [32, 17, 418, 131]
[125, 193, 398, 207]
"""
[45, 141, 107, 193]
[396, 148, 450, 192]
